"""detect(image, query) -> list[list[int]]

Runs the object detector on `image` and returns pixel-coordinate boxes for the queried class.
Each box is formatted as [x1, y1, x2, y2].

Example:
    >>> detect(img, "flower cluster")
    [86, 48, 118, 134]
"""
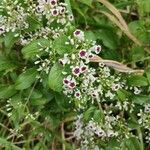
[0, 0, 73, 45]
[59, 30, 126, 109]
[73, 112, 130, 150]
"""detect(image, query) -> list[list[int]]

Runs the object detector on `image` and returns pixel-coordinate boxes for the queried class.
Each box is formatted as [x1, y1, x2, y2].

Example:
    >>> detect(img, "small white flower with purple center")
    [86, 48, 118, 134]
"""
[49, 0, 57, 7]
[79, 49, 87, 59]
[90, 45, 102, 54]
[80, 61, 88, 73]
[58, 6, 66, 14]
[68, 15, 74, 21]
[84, 52, 94, 64]
[68, 77, 76, 89]
[63, 75, 72, 85]
[59, 54, 70, 66]
[72, 66, 81, 76]
[73, 29, 85, 41]
[91, 90, 99, 98]
[63, 78, 70, 86]
[69, 81, 76, 89]
[74, 90, 81, 99]
[81, 65, 87, 73]
[111, 83, 120, 91]
[51, 9, 59, 16]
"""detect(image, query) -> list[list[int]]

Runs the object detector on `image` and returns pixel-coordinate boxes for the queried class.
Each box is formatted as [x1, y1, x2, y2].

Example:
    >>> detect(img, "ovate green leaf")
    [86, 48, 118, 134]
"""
[0, 85, 17, 99]
[15, 68, 38, 90]
[22, 38, 50, 59]
[127, 75, 148, 86]
[122, 137, 142, 150]
[132, 94, 150, 104]
[48, 63, 64, 92]
[0, 57, 17, 73]
[53, 35, 73, 55]
[4, 32, 19, 51]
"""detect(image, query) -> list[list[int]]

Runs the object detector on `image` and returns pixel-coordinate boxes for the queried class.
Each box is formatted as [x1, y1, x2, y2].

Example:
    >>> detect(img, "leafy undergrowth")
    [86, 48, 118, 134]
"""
[0, 0, 150, 149]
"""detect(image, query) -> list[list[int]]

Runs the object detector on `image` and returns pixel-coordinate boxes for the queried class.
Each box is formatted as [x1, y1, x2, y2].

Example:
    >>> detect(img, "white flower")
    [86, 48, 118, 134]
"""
[72, 66, 81, 76]
[95, 127, 106, 137]
[134, 87, 141, 95]
[68, 15, 74, 21]
[0, 25, 5, 35]
[90, 45, 102, 54]
[123, 101, 129, 111]
[58, 6, 66, 14]
[111, 83, 120, 91]
[144, 104, 150, 113]
[91, 90, 99, 98]
[51, 8, 59, 16]
[59, 54, 70, 66]
[74, 90, 82, 99]
[99, 62, 105, 67]
[79, 49, 87, 59]
[63, 75, 71, 85]
[49, 0, 57, 7]
[36, 5, 44, 13]
[73, 29, 85, 41]
[74, 115, 84, 140]
[68, 77, 76, 89]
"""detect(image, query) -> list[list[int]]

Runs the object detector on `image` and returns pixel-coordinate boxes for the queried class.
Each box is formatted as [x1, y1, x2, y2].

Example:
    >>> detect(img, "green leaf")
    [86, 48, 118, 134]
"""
[122, 137, 142, 150]
[22, 38, 50, 59]
[10, 107, 25, 128]
[0, 85, 17, 99]
[55, 93, 70, 111]
[26, 15, 41, 32]
[0, 57, 17, 73]
[127, 118, 140, 129]
[117, 90, 127, 100]
[93, 109, 104, 123]
[30, 90, 43, 99]
[131, 47, 145, 61]
[128, 21, 141, 36]
[30, 90, 48, 105]
[117, 89, 131, 101]
[31, 97, 48, 106]
[106, 139, 120, 150]
[127, 75, 148, 86]
[15, 68, 38, 90]
[85, 31, 96, 41]
[132, 94, 150, 104]
[79, 0, 93, 7]
[65, 0, 73, 16]
[83, 107, 95, 122]
[137, 0, 150, 14]
[146, 68, 150, 84]
[4, 32, 19, 51]
[95, 29, 118, 50]
[48, 63, 64, 92]
[10, 94, 22, 108]
[53, 35, 73, 55]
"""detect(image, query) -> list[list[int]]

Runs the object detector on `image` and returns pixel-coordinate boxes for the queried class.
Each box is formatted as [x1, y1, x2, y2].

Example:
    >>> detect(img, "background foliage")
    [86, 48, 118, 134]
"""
[0, 0, 150, 149]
